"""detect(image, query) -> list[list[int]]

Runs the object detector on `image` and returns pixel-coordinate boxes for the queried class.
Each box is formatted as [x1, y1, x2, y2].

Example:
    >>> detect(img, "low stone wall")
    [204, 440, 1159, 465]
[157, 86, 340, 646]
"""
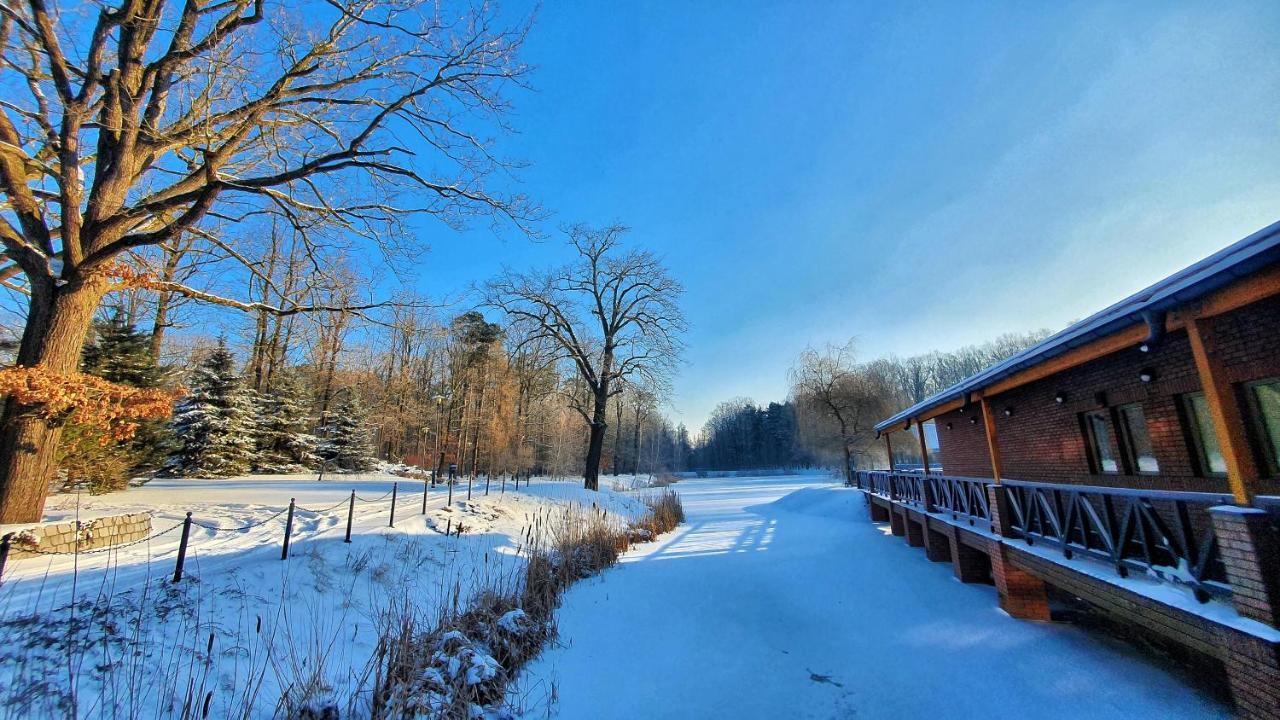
[5, 512, 152, 559]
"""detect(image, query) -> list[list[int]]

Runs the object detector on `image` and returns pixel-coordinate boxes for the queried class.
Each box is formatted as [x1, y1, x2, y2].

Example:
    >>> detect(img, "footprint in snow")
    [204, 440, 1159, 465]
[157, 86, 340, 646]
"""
[806, 669, 843, 688]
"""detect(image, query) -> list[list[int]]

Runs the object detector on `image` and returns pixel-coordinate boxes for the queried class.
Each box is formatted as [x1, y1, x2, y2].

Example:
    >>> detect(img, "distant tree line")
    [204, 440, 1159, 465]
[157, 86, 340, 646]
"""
[689, 399, 811, 471]
[691, 330, 1051, 477]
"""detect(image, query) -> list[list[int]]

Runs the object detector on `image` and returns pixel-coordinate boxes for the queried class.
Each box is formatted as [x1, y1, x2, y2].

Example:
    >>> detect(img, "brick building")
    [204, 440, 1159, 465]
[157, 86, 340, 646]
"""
[858, 220, 1280, 717]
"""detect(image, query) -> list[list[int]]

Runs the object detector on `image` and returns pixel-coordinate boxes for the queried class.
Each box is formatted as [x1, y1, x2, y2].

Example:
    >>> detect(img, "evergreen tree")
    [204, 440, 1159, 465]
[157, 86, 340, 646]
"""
[255, 369, 319, 473]
[171, 340, 257, 477]
[319, 390, 377, 472]
[57, 315, 174, 492]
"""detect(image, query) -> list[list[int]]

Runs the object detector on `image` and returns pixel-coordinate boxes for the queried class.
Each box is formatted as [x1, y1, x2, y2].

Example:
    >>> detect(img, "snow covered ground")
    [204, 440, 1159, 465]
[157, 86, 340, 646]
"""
[0, 471, 650, 719]
[519, 474, 1230, 719]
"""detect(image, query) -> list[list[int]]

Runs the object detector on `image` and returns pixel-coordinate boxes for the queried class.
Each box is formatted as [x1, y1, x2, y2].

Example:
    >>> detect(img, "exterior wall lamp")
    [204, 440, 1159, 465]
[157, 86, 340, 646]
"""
[1139, 367, 1157, 383]
[1054, 392, 1067, 404]
[1003, 407, 1014, 417]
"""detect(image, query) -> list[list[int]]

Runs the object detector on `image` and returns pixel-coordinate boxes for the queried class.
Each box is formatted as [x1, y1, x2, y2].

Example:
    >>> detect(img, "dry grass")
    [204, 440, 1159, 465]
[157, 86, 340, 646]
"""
[372, 491, 686, 719]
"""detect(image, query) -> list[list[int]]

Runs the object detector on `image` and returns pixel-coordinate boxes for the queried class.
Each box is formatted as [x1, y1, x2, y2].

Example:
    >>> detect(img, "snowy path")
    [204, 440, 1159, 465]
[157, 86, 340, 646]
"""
[519, 474, 1229, 719]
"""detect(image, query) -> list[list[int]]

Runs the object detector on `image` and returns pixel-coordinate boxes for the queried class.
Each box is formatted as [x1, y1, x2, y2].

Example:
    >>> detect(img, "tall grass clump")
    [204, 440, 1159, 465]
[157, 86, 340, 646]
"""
[372, 492, 685, 719]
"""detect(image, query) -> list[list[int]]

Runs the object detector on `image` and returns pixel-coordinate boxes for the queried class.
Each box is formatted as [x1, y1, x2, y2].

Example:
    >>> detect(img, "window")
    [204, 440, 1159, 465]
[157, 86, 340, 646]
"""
[1083, 410, 1119, 474]
[1116, 403, 1159, 474]
[1246, 379, 1280, 476]
[1182, 392, 1227, 476]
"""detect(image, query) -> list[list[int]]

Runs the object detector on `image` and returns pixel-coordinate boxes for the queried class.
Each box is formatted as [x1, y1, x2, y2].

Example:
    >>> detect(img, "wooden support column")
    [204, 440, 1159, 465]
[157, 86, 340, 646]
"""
[884, 434, 896, 472]
[981, 394, 1015, 537]
[1186, 315, 1261, 505]
[915, 419, 931, 475]
[979, 396, 1003, 483]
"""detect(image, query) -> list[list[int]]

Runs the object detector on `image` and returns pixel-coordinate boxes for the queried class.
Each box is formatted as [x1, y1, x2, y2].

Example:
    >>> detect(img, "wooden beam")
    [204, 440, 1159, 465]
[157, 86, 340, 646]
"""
[885, 434, 896, 472]
[979, 395, 1004, 484]
[913, 395, 965, 424]
[892, 265, 1280, 433]
[1186, 315, 1261, 504]
[983, 323, 1149, 399]
[975, 267, 1280, 402]
[916, 419, 931, 475]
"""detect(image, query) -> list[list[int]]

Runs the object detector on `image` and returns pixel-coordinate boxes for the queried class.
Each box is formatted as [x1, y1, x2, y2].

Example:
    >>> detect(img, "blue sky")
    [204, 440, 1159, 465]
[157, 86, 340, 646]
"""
[410, 1, 1280, 433]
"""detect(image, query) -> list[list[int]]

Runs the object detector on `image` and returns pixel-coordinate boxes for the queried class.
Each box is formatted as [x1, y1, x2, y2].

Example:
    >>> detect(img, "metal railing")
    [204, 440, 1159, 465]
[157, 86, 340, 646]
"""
[1000, 479, 1235, 601]
[855, 470, 992, 526]
[854, 469, 1244, 602]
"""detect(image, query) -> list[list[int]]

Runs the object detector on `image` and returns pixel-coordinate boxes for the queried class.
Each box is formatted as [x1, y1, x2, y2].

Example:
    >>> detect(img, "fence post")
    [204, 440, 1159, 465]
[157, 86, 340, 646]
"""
[172, 512, 193, 583]
[281, 498, 296, 560]
[422, 480, 429, 514]
[485, 474, 491, 496]
[0, 533, 10, 584]
[467, 475, 473, 501]
[344, 490, 355, 543]
[447, 475, 454, 506]
[389, 482, 398, 528]
[501, 474, 507, 494]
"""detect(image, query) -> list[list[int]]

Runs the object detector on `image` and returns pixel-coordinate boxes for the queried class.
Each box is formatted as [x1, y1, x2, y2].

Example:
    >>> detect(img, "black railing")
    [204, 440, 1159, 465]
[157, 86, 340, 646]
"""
[925, 474, 992, 526]
[1000, 479, 1235, 601]
[855, 469, 1238, 603]
[856, 470, 993, 527]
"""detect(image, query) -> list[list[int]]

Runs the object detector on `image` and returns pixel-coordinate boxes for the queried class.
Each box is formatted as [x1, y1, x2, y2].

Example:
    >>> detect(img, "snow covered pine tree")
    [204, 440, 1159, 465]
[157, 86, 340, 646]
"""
[171, 341, 258, 477]
[319, 390, 377, 472]
[254, 370, 319, 473]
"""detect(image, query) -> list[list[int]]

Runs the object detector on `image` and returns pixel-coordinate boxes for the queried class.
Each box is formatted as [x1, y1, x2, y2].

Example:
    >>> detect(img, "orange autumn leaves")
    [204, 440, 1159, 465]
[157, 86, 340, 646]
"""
[0, 366, 179, 443]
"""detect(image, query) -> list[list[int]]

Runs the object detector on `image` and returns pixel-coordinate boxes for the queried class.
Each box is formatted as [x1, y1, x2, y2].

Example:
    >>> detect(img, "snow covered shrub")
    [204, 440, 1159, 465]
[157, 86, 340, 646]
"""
[372, 589, 554, 719]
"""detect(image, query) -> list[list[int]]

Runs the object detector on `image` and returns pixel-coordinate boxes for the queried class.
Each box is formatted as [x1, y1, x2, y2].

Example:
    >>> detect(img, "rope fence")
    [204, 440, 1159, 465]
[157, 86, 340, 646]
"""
[0, 478, 480, 585]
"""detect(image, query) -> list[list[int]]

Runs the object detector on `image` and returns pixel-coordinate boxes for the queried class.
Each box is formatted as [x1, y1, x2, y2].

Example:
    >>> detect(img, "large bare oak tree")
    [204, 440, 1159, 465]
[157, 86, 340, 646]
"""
[485, 225, 684, 490]
[0, 0, 535, 521]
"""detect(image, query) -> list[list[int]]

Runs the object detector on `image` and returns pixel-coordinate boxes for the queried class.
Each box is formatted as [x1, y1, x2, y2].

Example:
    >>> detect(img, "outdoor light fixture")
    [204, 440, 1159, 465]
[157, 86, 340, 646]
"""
[1003, 407, 1014, 417]
[1139, 343, 1151, 353]
[946, 422, 953, 430]
[1094, 391, 1108, 408]
[1054, 391, 1067, 404]
[969, 417, 978, 425]
[1139, 367, 1157, 383]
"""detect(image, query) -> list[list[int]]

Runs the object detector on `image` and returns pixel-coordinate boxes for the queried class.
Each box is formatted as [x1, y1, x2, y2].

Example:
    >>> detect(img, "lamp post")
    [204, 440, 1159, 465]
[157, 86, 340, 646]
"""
[432, 394, 447, 487]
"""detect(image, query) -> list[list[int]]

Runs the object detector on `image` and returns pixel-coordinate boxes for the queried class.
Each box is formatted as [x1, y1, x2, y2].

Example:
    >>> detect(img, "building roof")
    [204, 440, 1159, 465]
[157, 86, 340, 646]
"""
[874, 219, 1280, 434]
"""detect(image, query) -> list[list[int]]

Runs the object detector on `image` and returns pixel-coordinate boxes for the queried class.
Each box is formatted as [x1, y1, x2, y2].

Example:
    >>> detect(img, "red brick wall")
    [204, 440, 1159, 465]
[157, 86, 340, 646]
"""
[934, 294, 1280, 494]
[933, 406, 993, 478]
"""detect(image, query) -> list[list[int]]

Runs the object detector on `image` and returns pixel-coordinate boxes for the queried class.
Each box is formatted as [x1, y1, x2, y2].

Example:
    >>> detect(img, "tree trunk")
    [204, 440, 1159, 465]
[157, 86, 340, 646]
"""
[0, 279, 107, 522]
[583, 385, 609, 491]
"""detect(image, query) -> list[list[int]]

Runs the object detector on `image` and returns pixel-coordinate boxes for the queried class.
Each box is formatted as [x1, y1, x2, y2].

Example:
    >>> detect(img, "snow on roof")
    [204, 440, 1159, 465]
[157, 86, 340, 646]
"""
[875, 219, 1280, 433]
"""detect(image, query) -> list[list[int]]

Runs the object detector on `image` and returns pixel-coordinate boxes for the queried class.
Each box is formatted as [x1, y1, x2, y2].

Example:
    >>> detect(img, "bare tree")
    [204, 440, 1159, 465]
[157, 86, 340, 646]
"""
[484, 225, 684, 490]
[0, 0, 537, 520]
[790, 342, 895, 484]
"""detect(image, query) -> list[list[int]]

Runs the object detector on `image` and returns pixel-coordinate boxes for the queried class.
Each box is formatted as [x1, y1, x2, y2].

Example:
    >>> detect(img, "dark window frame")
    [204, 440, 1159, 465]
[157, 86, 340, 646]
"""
[1114, 402, 1159, 475]
[1081, 409, 1120, 475]
[1179, 391, 1227, 478]
[1244, 377, 1280, 478]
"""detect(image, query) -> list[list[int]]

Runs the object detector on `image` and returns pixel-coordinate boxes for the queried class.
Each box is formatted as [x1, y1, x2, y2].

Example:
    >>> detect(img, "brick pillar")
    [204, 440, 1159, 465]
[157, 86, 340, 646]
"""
[951, 535, 992, 584]
[1210, 506, 1280, 628]
[923, 524, 950, 562]
[905, 513, 924, 548]
[866, 494, 890, 523]
[987, 484, 1014, 536]
[991, 545, 1051, 621]
[889, 506, 905, 536]
[1215, 627, 1280, 718]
